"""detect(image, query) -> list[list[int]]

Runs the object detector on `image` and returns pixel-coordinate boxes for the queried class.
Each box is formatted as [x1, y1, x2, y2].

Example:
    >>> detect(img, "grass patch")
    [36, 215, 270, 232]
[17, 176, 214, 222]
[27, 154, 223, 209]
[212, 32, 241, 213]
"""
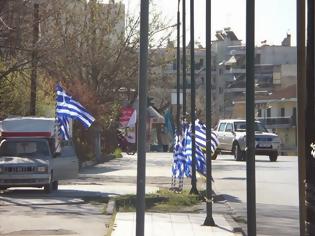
[115, 188, 204, 212]
[81, 196, 110, 213]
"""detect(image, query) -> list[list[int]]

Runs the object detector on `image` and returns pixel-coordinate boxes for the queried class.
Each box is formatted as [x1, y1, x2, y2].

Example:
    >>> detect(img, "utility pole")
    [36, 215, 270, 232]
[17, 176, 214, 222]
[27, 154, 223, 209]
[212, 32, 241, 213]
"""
[30, 3, 39, 116]
[136, 0, 149, 236]
[203, 0, 215, 226]
[246, 0, 256, 235]
[189, 0, 198, 195]
[305, 0, 315, 234]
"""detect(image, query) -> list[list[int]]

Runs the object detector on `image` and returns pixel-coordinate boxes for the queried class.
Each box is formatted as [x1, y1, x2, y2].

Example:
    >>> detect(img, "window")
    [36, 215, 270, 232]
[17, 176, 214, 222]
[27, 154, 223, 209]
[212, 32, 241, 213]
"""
[257, 109, 262, 117]
[218, 123, 226, 131]
[267, 108, 271, 117]
[225, 123, 233, 132]
[280, 108, 285, 117]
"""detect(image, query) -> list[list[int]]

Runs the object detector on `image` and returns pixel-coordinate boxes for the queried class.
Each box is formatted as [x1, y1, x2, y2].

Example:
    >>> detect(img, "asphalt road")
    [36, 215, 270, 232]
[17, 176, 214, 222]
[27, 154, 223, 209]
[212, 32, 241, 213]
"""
[0, 153, 299, 236]
[212, 154, 299, 236]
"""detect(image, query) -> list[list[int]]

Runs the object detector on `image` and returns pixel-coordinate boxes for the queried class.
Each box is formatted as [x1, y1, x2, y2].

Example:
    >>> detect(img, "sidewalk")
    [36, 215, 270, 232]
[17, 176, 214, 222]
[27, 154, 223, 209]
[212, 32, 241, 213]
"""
[112, 212, 241, 236]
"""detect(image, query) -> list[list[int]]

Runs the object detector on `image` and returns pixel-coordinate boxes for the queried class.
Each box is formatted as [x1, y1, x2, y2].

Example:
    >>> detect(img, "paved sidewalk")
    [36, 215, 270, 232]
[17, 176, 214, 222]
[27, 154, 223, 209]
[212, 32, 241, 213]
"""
[112, 212, 241, 236]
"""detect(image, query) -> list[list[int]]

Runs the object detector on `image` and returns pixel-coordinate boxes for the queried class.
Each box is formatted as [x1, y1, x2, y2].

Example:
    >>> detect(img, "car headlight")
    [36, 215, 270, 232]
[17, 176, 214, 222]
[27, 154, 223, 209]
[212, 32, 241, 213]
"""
[37, 166, 48, 173]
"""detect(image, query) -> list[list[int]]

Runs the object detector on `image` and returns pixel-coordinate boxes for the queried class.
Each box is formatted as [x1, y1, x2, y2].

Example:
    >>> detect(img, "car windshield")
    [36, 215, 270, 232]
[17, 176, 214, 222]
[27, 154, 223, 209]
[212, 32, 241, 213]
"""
[0, 140, 50, 158]
[234, 122, 268, 132]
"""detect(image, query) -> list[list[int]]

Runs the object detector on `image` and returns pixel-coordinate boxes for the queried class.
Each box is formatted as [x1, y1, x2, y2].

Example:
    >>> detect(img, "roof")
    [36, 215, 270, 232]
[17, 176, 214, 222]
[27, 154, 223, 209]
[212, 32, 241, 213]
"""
[233, 84, 296, 103]
[255, 84, 296, 101]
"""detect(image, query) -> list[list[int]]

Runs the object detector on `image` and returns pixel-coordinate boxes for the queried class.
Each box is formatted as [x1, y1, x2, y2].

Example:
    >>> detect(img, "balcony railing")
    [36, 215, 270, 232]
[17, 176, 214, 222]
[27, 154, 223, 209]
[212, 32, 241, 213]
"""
[256, 116, 296, 128]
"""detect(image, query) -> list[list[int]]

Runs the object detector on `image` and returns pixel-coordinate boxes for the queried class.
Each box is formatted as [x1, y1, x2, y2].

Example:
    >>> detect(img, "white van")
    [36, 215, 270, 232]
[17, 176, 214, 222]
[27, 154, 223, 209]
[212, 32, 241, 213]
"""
[0, 117, 79, 193]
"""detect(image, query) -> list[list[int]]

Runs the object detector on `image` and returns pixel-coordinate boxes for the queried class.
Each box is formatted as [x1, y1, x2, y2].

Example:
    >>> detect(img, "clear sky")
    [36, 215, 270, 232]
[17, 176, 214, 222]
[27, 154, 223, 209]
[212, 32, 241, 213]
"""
[122, 0, 296, 46]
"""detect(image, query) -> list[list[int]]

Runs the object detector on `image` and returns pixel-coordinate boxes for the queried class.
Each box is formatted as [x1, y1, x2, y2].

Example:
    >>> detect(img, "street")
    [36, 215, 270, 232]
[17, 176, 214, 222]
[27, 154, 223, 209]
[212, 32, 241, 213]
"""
[0, 153, 299, 235]
[212, 154, 299, 236]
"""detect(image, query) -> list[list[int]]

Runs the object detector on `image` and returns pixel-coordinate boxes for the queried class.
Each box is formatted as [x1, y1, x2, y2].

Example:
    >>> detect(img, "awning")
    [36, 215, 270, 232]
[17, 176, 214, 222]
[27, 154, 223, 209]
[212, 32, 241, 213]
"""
[147, 106, 165, 124]
[225, 55, 237, 65]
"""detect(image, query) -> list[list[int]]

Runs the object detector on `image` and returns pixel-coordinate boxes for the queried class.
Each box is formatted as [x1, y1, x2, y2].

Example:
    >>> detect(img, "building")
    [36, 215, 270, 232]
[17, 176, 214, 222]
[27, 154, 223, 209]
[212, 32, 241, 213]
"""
[213, 29, 297, 120]
[232, 84, 297, 155]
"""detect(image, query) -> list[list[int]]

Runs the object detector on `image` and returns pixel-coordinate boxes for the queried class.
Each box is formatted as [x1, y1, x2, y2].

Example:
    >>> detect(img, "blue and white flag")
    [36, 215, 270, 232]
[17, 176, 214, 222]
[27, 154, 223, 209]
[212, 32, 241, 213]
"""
[172, 130, 188, 178]
[56, 83, 95, 140]
[195, 119, 219, 153]
[182, 126, 207, 177]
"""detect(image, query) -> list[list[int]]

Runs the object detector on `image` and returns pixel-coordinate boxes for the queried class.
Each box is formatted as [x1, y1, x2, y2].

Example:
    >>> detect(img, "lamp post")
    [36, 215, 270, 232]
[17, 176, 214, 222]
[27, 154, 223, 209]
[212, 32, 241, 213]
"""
[246, 0, 256, 235]
[30, 3, 39, 116]
[176, 0, 181, 134]
[136, 0, 149, 235]
[203, 0, 215, 226]
[189, 0, 198, 195]
[296, 0, 306, 235]
[305, 0, 315, 234]
[182, 0, 186, 117]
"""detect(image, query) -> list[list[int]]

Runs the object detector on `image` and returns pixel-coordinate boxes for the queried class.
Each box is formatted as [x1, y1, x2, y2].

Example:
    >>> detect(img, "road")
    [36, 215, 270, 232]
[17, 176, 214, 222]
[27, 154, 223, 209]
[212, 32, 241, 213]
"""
[0, 153, 300, 235]
[212, 154, 299, 236]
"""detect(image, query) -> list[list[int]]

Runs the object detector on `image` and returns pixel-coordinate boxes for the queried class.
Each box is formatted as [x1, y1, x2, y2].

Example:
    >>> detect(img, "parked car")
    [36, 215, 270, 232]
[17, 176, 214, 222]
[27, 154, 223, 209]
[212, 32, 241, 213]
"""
[214, 119, 281, 162]
[0, 117, 79, 193]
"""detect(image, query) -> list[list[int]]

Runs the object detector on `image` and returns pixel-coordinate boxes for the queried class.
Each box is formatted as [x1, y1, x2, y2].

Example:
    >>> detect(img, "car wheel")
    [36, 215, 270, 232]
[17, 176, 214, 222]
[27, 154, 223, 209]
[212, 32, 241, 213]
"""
[233, 142, 244, 161]
[44, 181, 53, 193]
[269, 153, 278, 162]
[44, 172, 54, 193]
[52, 181, 58, 191]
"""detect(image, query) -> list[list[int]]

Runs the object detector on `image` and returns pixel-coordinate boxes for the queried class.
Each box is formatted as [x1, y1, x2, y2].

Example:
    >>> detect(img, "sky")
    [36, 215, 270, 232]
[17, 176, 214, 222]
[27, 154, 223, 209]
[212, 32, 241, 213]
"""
[120, 0, 296, 46]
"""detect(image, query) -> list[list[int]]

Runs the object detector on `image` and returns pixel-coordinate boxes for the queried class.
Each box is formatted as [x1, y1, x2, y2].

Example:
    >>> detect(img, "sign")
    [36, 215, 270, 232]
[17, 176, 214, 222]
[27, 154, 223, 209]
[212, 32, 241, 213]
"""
[120, 106, 135, 127]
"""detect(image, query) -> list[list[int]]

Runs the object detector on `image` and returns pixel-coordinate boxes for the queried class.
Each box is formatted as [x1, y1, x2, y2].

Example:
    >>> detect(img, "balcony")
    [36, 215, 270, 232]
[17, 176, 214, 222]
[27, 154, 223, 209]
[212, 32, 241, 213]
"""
[256, 116, 296, 129]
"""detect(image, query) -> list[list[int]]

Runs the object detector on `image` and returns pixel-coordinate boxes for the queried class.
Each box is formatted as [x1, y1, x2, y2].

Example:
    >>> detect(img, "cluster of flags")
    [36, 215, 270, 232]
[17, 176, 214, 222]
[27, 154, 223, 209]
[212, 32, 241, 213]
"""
[55, 83, 95, 140]
[172, 120, 219, 178]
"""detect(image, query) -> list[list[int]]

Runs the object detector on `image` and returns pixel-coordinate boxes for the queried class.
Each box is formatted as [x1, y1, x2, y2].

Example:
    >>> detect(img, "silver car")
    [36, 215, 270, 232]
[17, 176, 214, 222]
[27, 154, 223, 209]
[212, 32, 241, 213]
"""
[214, 119, 281, 161]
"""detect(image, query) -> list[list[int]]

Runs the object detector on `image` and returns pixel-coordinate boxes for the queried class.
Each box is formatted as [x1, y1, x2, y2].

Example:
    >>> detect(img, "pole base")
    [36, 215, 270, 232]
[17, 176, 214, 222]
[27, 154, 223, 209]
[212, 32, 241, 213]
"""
[203, 216, 215, 226]
[189, 186, 199, 195]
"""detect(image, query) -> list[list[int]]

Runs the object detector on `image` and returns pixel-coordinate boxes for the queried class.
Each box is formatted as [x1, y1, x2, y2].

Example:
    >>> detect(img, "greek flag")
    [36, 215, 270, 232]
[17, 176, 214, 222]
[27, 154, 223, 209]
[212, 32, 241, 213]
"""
[56, 84, 95, 140]
[182, 126, 207, 177]
[172, 132, 186, 178]
[195, 119, 219, 153]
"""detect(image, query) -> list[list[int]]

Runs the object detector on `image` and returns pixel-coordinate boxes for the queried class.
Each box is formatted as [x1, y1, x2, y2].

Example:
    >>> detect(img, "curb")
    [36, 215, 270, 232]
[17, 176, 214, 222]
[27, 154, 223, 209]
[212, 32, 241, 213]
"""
[105, 199, 117, 236]
[80, 154, 116, 169]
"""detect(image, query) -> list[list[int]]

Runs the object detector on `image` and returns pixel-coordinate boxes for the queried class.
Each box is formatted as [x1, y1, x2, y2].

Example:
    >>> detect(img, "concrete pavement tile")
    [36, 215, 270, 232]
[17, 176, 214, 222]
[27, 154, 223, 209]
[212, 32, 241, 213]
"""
[112, 212, 238, 236]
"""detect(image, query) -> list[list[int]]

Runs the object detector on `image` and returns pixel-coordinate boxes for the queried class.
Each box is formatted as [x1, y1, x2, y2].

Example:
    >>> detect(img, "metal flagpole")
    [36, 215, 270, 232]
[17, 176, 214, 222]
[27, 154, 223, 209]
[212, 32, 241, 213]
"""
[296, 0, 306, 235]
[136, 0, 149, 235]
[176, 0, 181, 134]
[189, 0, 198, 194]
[246, 0, 256, 235]
[203, 0, 215, 226]
[305, 0, 315, 234]
[182, 0, 187, 117]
